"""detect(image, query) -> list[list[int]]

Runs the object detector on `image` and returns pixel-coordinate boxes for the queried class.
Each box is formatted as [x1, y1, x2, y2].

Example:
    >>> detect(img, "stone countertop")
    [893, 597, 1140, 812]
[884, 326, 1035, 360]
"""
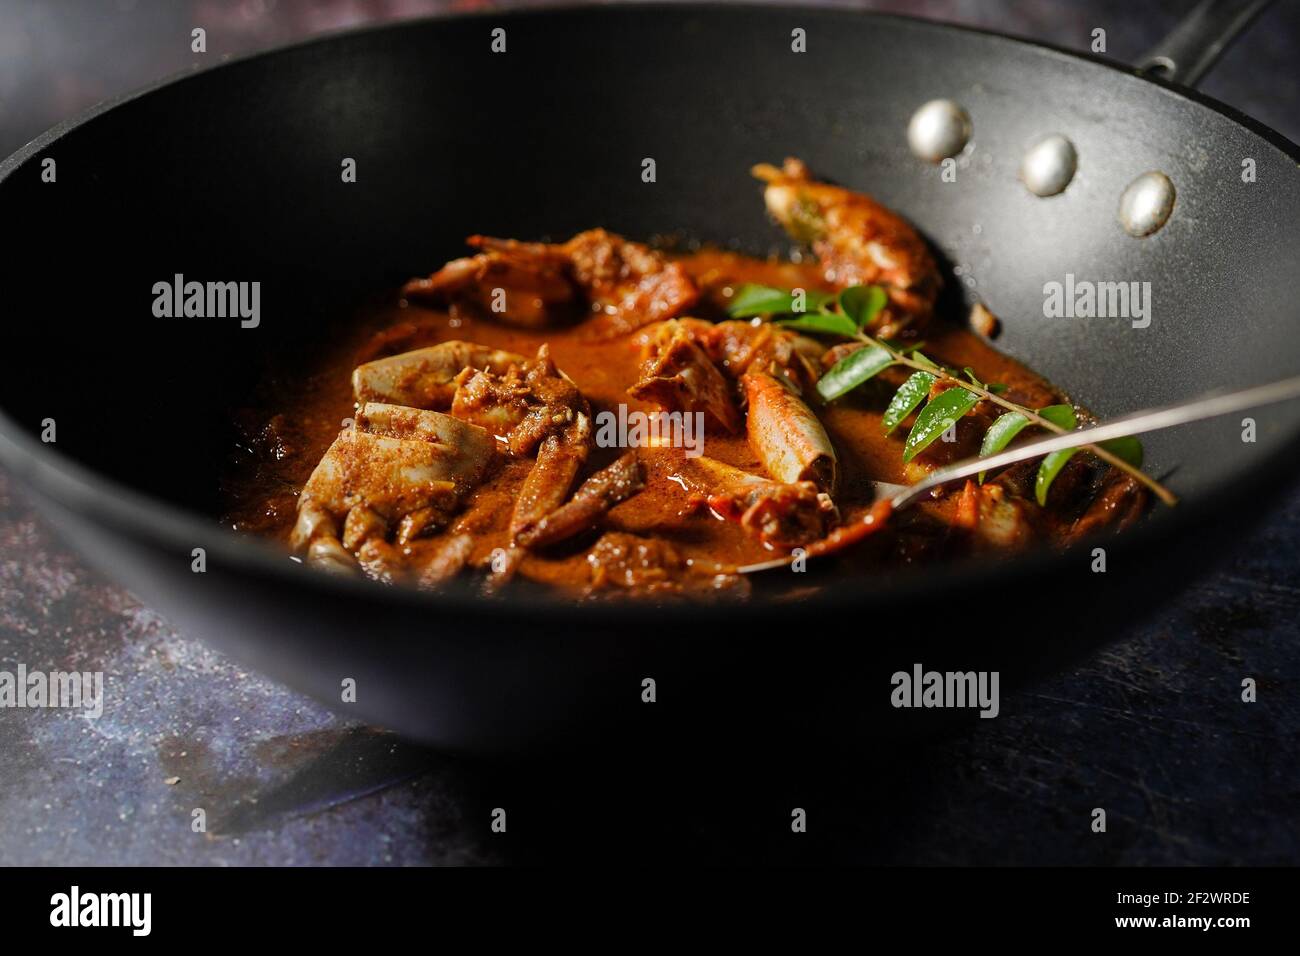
[1, 0, 1297, 865]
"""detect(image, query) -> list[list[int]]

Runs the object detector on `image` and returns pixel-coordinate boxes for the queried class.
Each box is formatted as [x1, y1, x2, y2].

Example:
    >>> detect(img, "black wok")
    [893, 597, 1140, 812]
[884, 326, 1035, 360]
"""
[1, 3, 1297, 750]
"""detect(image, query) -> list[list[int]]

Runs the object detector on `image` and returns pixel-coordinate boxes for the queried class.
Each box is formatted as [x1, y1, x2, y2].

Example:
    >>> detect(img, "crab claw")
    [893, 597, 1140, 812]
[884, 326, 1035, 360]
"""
[742, 370, 837, 492]
[682, 456, 834, 549]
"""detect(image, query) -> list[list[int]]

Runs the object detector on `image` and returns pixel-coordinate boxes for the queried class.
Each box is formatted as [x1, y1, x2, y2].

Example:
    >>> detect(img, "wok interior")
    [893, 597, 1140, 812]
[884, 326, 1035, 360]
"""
[2, 7, 1298, 543]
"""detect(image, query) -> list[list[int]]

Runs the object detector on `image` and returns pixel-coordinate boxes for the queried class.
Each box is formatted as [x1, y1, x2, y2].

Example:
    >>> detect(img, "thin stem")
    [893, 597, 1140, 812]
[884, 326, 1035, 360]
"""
[854, 330, 1179, 507]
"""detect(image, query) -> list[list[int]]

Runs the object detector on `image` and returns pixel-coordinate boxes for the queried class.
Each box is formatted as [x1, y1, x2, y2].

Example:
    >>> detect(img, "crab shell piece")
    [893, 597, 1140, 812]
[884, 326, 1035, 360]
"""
[290, 402, 496, 560]
[628, 319, 743, 433]
[351, 341, 526, 409]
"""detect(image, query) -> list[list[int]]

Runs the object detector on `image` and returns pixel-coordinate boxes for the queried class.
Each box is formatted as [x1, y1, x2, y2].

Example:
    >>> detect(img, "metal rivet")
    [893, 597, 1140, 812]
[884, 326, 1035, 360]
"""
[907, 99, 971, 163]
[1118, 171, 1176, 237]
[1020, 134, 1077, 197]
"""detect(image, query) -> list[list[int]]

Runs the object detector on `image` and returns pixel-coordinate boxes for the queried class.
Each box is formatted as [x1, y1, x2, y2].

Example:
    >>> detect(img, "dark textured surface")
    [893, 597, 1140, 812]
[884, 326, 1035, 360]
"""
[0, 0, 1297, 865]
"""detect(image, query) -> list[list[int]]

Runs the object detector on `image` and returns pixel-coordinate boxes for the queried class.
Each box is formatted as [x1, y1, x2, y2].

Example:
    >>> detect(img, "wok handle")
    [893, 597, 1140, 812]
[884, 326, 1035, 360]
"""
[1136, 0, 1274, 88]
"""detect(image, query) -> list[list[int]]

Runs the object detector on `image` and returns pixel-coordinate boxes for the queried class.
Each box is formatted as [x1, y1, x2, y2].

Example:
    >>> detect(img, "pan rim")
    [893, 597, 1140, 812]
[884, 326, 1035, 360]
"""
[0, 1, 1298, 624]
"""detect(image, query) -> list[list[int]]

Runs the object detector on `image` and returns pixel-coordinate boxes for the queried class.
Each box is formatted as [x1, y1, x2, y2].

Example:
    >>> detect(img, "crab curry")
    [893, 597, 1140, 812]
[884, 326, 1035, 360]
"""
[224, 159, 1147, 599]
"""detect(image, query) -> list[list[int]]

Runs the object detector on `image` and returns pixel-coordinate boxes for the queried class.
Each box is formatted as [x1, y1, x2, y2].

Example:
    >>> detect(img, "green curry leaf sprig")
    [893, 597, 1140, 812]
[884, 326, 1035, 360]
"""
[728, 283, 1175, 506]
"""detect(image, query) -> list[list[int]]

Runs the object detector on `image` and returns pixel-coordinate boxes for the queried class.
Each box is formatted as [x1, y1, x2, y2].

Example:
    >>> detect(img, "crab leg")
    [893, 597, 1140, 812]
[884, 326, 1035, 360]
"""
[515, 452, 645, 549]
[508, 413, 593, 544]
[401, 241, 575, 329]
[404, 229, 698, 334]
[416, 533, 476, 590]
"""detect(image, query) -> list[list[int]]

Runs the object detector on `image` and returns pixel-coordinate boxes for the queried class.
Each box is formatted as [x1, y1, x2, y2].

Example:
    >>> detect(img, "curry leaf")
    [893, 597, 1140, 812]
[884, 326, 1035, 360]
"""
[903, 386, 981, 462]
[1037, 404, 1077, 430]
[727, 284, 796, 317]
[777, 311, 858, 338]
[1100, 436, 1143, 467]
[911, 351, 939, 370]
[816, 345, 895, 401]
[883, 371, 936, 434]
[1034, 413, 1142, 505]
[963, 368, 1009, 394]
[1030, 405, 1081, 503]
[728, 283, 834, 317]
[979, 404, 1076, 484]
[978, 411, 1031, 472]
[840, 285, 888, 328]
[1035, 449, 1080, 506]
[799, 288, 837, 312]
